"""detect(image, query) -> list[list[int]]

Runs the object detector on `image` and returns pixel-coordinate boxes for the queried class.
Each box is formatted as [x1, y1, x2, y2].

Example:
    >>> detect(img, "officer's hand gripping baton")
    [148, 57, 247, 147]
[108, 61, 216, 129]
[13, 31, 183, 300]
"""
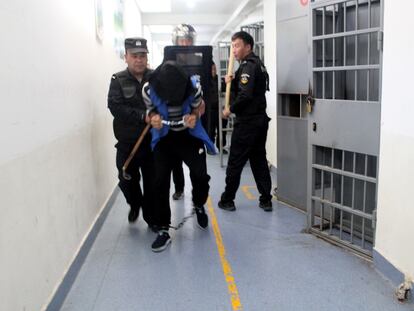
[122, 123, 151, 180]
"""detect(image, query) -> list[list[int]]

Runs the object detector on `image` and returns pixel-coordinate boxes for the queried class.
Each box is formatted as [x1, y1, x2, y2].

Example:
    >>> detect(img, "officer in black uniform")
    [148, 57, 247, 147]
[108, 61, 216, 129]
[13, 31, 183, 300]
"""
[107, 37, 156, 228]
[168, 23, 203, 200]
[218, 31, 273, 212]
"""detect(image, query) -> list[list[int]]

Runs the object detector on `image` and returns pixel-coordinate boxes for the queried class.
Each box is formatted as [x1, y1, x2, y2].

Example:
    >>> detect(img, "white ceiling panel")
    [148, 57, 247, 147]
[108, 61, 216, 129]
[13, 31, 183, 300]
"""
[137, 0, 263, 64]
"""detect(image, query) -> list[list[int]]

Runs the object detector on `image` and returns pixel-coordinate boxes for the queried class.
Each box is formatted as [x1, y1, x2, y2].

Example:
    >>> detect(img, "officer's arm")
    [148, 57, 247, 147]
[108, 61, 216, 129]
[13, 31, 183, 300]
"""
[190, 81, 203, 109]
[142, 82, 162, 129]
[188, 81, 203, 115]
[184, 82, 203, 128]
[107, 75, 146, 124]
[230, 61, 256, 114]
[190, 100, 205, 119]
[142, 82, 157, 116]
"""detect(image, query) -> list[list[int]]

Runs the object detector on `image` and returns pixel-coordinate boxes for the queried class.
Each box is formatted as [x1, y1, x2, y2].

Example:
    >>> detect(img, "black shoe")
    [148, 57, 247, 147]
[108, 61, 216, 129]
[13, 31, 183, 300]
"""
[194, 206, 208, 229]
[259, 201, 273, 212]
[218, 200, 236, 211]
[172, 191, 184, 200]
[128, 207, 139, 223]
[151, 230, 171, 252]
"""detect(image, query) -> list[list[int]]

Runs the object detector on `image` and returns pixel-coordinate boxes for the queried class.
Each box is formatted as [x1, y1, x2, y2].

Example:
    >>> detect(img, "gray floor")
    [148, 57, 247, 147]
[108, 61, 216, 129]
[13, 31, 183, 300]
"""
[60, 155, 413, 311]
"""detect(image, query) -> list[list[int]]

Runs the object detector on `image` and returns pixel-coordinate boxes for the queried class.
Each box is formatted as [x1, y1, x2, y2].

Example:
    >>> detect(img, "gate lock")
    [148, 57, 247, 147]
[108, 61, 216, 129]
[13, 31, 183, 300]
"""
[306, 96, 315, 113]
[306, 84, 315, 113]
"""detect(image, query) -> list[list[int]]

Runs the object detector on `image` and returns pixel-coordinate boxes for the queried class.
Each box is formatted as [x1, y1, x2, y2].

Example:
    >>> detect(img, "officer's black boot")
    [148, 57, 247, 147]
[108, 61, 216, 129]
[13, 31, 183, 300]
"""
[194, 206, 208, 229]
[218, 200, 236, 211]
[218, 193, 236, 211]
[128, 206, 140, 223]
[259, 201, 273, 212]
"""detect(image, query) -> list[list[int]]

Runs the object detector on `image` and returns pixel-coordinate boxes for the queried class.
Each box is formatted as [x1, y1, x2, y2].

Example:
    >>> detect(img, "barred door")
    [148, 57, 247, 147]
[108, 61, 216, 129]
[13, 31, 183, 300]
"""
[307, 0, 383, 259]
[241, 22, 265, 61]
[217, 42, 234, 167]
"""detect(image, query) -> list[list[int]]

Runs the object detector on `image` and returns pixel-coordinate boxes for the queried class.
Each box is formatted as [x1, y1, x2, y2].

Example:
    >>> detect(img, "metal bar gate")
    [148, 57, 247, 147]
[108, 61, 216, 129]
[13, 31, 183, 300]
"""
[307, 0, 383, 259]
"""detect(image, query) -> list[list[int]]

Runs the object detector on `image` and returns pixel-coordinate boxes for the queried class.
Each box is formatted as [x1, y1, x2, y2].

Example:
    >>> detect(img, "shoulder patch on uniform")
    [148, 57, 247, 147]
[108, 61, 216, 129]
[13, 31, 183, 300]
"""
[240, 73, 250, 84]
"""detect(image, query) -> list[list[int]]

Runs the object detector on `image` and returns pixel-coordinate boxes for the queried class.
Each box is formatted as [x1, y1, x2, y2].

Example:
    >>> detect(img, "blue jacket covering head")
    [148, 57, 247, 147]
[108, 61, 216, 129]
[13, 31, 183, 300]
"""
[148, 62, 216, 154]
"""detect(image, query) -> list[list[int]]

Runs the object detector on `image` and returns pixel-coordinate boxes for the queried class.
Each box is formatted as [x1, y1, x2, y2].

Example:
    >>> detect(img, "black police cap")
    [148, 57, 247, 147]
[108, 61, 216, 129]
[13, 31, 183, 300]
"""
[124, 37, 149, 54]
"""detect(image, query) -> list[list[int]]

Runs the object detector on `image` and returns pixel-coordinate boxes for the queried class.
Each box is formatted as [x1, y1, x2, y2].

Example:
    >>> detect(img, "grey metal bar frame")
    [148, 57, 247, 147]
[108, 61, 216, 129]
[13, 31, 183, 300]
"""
[308, 0, 382, 259]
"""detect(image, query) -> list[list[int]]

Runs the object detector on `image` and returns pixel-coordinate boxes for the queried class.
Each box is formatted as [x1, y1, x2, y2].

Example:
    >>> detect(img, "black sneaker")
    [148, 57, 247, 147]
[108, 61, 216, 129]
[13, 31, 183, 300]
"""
[259, 201, 273, 212]
[194, 206, 208, 229]
[172, 191, 184, 200]
[128, 207, 139, 223]
[218, 200, 236, 211]
[151, 230, 171, 252]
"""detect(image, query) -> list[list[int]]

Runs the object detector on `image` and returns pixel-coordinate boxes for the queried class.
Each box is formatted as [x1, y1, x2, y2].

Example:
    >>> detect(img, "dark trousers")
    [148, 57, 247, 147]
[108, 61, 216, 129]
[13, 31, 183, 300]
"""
[221, 115, 272, 203]
[153, 130, 210, 228]
[115, 141, 155, 225]
[208, 109, 227, 149]
[172, 109, 213, 193]
[172, 160, 184, 192]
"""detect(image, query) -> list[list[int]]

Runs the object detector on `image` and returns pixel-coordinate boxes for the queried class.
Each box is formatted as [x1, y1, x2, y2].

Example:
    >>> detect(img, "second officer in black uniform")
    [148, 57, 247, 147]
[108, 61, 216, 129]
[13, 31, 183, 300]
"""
[108, 37, 156, 228]
[218, 31, 273, 212]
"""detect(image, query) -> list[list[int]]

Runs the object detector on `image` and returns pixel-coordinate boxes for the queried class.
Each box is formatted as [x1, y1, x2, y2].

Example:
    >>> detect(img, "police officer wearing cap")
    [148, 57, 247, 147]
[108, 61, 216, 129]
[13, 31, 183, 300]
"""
[107, 37, 156, 228]
[218, 31, 273, 212]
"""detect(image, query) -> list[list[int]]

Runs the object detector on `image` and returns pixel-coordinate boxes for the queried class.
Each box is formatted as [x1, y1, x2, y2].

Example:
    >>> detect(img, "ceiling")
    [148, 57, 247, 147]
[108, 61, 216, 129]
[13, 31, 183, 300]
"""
[137, 0, 263, 47]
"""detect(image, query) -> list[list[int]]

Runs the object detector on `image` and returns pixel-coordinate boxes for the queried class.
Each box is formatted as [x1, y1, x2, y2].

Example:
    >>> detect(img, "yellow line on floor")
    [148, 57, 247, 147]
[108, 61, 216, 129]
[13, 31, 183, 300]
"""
[241, 185, 256, 200]
[206, 197, 243, 311]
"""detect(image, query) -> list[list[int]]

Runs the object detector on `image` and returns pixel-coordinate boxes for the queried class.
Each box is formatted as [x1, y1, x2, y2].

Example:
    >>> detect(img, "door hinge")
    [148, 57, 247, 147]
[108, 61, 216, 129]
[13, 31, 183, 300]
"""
[372, 209, 377, 229]
[377, 31, 384, 52]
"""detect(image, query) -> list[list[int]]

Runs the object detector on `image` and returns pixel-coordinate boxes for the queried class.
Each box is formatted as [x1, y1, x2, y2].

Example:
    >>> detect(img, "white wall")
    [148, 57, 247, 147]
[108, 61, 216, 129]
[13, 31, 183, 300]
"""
[375, 2, 414, 281]
[263, 0, 277, 167]
[235, 5, 264, 30]
[124, 0, 142, 38]
[0, 0, 142, 310]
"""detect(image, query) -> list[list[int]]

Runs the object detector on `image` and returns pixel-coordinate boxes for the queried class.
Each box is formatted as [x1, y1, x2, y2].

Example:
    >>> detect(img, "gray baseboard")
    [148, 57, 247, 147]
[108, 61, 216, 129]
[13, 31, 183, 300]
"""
[46, 187, 119, 311]
[373, 249, 405, 287]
